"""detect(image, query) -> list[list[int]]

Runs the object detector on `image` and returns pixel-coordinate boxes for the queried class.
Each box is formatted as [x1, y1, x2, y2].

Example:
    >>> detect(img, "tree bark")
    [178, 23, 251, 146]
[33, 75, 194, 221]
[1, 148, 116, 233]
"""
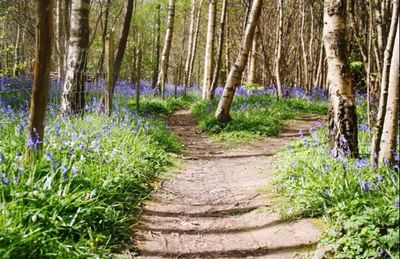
[111, 0, 135, 94]
[155, 0, 176, 98]
[248, 29, 259, 84]
[379, 17, 399, 164]
[215, 0, 263, 123]
[26, 0, 53, 158]
[274, 0, 283, 97]
[202, 0, 217, 100]
[61, 0, 90, 116]
[188, 0, 204, 88]
[371, 0, 399, 166]
[152, 4, 161, 89]
[323, 0, 358, 157]
[210, 0, 228, 98]
[183, 0, 196, 91]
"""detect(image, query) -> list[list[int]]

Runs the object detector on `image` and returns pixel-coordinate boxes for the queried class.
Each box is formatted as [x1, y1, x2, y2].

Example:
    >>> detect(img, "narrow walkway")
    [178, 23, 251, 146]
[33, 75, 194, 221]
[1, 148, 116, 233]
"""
[134, 110, 323, 258]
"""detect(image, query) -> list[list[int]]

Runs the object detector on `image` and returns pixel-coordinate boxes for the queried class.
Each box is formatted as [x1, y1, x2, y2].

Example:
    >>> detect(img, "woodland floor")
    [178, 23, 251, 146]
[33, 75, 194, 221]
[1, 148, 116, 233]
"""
[131, 110, 324, 259]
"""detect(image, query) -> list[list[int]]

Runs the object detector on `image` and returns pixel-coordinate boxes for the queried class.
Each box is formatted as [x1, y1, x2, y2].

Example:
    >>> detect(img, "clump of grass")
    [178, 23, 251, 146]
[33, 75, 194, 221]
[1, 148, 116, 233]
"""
[130, 94, 198, 116]
[191, 93, 327, 143]
[0, 103, 181, 258]
[272, 104, 399, 258]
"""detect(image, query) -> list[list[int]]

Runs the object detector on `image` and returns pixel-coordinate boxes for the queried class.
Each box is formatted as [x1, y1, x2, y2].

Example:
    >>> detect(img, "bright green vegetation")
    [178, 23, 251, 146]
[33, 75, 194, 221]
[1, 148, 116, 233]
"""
[130, 94, 198, 116]
[191, 94, 327, 143]
[0, 106, 181, 257]
[273, 105, 399, 258]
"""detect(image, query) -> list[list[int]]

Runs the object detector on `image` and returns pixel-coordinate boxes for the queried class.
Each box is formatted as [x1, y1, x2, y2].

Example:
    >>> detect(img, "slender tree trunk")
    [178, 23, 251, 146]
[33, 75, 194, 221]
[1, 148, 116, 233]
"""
[56, 0, 64, 80]
[371, 0, 399, 166]
[210, 0, 228, 98]
[61, 0, 90, 116]
[202, 0, 217, 100]
[112, 0, 135, 94]
[26, 0, 53, 158]
[63, 0, 71, 74]
[183, 0, 196, 91]
[379, 17, 399, 164]
[152, 4, 161, 89]
[156, 0, 176, 98]
[215, 0, 263, 122]
[189, 0, 204, 88]
[366, 0, 373, 127]
[248, 30, 259, 84]
[274, 0, 283, 97]
[323, 0, 358, 157]
[96, 0, 111, 79]
[13, 24, 21, 77]
[300, 0, 309, 89]
[314, 37, 324, 87]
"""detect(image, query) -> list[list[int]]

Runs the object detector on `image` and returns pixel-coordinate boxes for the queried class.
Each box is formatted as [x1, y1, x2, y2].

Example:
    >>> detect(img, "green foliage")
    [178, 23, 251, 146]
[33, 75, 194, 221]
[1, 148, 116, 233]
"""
[0, 106, 181, 258]
[273, 109, 399, 257]
[243, 82, 262, 90]
[131, 94, 198, 116]
[350, 61, 364, 70]
[191, 94, 327, 143]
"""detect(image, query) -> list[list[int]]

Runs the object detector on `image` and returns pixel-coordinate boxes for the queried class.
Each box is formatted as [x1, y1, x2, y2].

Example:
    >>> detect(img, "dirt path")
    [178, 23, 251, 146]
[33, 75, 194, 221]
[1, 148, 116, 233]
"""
[133, 110, 323, 258]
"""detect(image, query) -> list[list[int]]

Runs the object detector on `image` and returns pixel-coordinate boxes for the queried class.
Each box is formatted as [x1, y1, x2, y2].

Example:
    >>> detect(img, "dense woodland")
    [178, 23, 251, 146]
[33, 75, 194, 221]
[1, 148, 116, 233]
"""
[0, 0, 399, 258]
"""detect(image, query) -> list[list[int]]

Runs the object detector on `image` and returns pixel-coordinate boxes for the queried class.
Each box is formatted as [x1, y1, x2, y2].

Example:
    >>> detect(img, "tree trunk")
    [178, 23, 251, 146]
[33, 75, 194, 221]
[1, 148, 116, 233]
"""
[155, 0, 176, 98]
[12, 24, 21, 77]
[111, 0, 135, 94]
[61, 0, 90, 116]
[26, 0, 53, 158]
[215, 0, 263, 123]
[55, 0, 64, 80]
[300, 0, 309, 89]
[371, 1, 399, 166]
[323, 0, 358, 157]
[210, 0, 228, 98]
[189, 0, 204, 88]
[202, 0, 217, 100]
[183, 0, 196, 91]
[152, 4, 161, 89]
[379, 17, 399, 164]
[248, 30, 259, 84]
[274, 0, 283, 97]
[96, 0, 111, 79]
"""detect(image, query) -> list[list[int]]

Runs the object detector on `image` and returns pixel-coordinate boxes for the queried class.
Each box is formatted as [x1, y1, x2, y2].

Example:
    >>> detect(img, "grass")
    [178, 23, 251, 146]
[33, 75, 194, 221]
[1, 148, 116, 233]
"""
[272, 102, 399, 258]
[191, 93, 327, 143]
[0, 102, 181, 258]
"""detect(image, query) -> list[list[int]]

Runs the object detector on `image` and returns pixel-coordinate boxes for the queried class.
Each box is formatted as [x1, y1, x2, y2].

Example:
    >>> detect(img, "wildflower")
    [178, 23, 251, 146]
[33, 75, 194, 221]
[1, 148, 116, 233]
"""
[2, 177, 9, 186]
[323, 164, 330, 172]
[324, 187, 331, 196]
[359, 123, 369, 132]
[72, 133, 78, 139]
[72, 166, 78, 177]
[377, 175, 383, 184]
[359, 180, 368, 192]
[14, 177, 20, 184]
[0, 153, 3, 163]
[395, 197, 399, 208]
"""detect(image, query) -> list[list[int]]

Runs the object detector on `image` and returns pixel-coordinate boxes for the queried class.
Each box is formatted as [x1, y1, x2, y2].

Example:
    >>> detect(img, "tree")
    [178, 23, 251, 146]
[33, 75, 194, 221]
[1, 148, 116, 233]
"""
[152, 4, 161, 89]
[210, 0, 228, 97]
[215, 0, 263, 122]
[111, 0, 135, 94]
[378, 17, 399, 164]
[371, 0, 399, 166]
[26, 0, 53, 158]
[202, 0, 217, 100]
[274, 0, 283, 97]
[61, 0, 90, 116]
[155, 0, 176, 98]
[323, 0, 358, 157]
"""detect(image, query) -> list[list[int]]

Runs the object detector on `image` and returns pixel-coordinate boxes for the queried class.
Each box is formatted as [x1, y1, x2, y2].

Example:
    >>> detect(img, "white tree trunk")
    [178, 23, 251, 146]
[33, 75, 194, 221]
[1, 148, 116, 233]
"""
[215, 0, 263, 122]
[324, 0, 358, 157]
[202, 0, 217, 100]
[379, 17, 399, 164]
[61, 0, 90, 115]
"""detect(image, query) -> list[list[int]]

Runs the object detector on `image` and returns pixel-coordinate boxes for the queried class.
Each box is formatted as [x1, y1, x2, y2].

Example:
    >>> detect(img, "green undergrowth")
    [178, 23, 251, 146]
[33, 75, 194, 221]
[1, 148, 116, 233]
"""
[0, 106, 181, 257]
[191, 94, 327, 143]
[273, 104, 399, 258]
[129, 94, 198, 116]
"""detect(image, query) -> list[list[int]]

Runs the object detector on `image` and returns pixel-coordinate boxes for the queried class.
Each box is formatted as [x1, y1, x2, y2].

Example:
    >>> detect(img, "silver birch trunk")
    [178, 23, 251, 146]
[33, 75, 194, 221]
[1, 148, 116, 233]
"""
[379, 17, 399, 164]
[215, 0, 263, 122]
[156, 0, 176, 98]
[371, 0, 399, 166]
[183, 0, 196, 91]
[202, 0, 217, 100]
[61, 0, 90, 116]
[323, 0, 358, 157]
[274, 0, 283, 97]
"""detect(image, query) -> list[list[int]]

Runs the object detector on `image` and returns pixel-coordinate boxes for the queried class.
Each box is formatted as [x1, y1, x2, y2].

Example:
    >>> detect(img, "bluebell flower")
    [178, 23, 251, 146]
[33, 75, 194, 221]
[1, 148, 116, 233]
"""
[359, 180, 368, 192]
[324, 187, 331, 196]
[395, 197, 399, 208]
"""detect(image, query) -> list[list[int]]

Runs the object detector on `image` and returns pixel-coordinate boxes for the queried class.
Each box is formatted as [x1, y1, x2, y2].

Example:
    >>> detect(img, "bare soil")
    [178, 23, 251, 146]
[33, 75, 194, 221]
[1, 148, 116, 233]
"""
[133, 110, 324, 258]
